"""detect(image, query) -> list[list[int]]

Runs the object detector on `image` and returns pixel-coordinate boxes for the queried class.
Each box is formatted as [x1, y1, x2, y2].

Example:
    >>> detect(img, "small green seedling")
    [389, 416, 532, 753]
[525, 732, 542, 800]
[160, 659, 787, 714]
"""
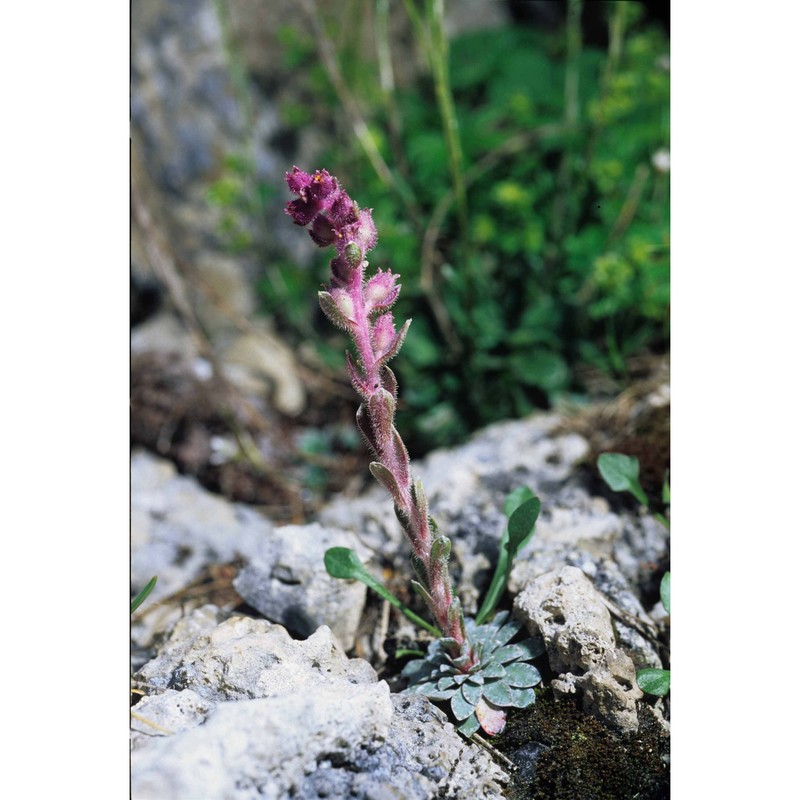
[636, 571, 670, 697]
[598, 452, 669, 528]
[475, 488, 541, 625]
[131, 576, 157, 615]
[324, 547, 440, 637]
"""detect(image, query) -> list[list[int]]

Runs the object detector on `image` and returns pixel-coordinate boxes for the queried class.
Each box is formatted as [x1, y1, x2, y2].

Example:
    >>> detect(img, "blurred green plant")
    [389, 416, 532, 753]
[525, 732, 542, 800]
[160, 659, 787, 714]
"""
[597, 451, 669, 528]
[217, 1, 669, 453]
[131, 576, 157, 615]
[636, 571, 670, 697]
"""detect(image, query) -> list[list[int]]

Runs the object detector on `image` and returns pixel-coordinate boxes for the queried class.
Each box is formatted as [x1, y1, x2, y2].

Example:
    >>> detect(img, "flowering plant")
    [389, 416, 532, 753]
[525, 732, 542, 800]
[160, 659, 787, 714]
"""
[285, 166, 543, 735]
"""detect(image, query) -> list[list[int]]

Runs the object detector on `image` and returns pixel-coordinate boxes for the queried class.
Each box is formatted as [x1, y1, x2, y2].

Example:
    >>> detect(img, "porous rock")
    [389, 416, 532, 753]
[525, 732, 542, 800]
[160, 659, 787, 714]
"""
[233, 522, 368, 650]
[514, 566, 643, 734]
[132, 609, 506, 800]
[131, 449, 367, 654]
[135, 608, 376, 702]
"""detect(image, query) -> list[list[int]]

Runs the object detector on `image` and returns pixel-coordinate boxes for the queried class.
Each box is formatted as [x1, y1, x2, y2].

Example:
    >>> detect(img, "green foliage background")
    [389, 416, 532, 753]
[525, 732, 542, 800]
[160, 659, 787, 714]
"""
[213, 1, 669, 454]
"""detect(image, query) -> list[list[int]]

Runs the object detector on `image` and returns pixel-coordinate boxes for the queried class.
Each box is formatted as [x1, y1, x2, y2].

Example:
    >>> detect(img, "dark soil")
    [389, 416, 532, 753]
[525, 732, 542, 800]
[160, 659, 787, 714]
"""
[494, 690, 669, 800]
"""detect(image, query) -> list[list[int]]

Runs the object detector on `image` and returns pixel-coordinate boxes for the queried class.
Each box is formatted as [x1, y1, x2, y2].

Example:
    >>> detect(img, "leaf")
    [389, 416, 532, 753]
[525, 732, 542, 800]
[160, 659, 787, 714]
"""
[323, 547, 366, 580]
[318, 290, 353, 331]
[636, 668, 671, 697]
[494, 619, 523, 648]
[513, 637, 547, 661]
[503, 662, 541, 688]
[475, 490, 541, 625]
[461, 681, 483, 706]
[450, 689, 477, 721]
[660, 572, 671, 615]
[503, 486, 534, 518]
[430, 535, 452, 564]
[483, 680, 513, 706]
[475, 697, 507, 735]
[662, 470, 670, 504]
[457, 713, 481, 737]
[369, 462, 402, 504]
[597, 453, 649, 506]
[506, 686, 537, 708]
[131, 576, 157, 615]
[324, 548, 441, 637]
[481, 662, 507, 679]
[507, 496, 542, 553]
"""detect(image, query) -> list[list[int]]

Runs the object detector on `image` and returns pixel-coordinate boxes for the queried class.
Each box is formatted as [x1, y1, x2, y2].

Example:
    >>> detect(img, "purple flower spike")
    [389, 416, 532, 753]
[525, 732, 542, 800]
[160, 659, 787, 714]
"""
[284, 167, 474, 660]
[284, 166, 340, 227]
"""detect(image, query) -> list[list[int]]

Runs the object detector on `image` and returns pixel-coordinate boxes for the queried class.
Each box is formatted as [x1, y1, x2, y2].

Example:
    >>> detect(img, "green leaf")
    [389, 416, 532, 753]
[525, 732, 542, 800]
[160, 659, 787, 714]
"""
[506, 686, 537, 708]
[636, 668, 671, 696]
[503, 662, 541, 688]
[395, 648, 425, 659]
[323, 547, 365, 580]
[481, 661, 507, 679]
[483, 680, 513, 706]
[503, 486, 534, 518]
[475, 490, 540, 625]
[461, 681, 483, 706]
[662, 470, 670, 504]
[457, 713, 481, 737]
[131, 576, 157, 615]
[512, 637, 547, 661]
[660, 571, 671, 615]
[507, 496, 541, 552]
[324, 548, 441, 637]
[597, 453, 649, 507]
[450, 689, 477, 721]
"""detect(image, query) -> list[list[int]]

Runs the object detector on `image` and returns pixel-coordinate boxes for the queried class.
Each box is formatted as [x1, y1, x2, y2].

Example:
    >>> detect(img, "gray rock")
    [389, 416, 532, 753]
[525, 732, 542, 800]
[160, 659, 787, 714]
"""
[132, 684, 393, 800]
[131, 449, 270, 598]
[131, 450, 367, 654]
[135, 609, 376, 701]
[514, 566, 643, 734]
[132, 609, 506, 799]
[130, 688, 213, 745]
[233, 522, 368, 650]
[131, 449, 273, 657]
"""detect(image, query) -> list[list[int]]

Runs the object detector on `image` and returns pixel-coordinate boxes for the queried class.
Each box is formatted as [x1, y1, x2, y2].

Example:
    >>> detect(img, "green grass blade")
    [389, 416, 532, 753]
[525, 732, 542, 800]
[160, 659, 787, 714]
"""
[131, 576, 157, 615]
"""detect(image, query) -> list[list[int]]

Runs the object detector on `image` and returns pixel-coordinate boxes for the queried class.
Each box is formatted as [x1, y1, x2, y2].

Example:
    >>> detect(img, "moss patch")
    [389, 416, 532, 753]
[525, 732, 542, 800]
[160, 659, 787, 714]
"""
[494, 691, 669, 799]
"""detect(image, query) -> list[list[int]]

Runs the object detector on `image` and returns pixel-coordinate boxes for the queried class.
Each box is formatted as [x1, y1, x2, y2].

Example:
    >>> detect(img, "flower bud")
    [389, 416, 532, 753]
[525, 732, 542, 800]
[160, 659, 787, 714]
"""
[344, 242, 363, 268]
[364, 270, 400, 312]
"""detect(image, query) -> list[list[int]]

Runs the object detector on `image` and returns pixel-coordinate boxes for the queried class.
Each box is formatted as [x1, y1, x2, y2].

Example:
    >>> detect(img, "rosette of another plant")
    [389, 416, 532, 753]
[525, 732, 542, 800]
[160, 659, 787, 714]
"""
[402, 611, 545, 736]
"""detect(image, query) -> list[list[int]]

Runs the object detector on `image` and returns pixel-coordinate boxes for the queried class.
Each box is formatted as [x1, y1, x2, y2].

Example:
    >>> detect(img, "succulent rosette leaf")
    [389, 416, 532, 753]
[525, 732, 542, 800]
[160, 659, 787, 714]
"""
[402, 611, 545, 736]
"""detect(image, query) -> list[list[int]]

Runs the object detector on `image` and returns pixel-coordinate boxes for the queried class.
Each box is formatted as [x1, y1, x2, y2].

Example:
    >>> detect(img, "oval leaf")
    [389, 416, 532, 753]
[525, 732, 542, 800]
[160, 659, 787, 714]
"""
[503, 662, 541, 688]
[481, 662, 507, 679]
[507, 496, 541, 552]
[503, 487, 534, 518]
[450, 689, 477, 721]
[475, 697, 507, 735]
[457, 713, 481, 737]
[598, 453, 648, 506]
[323, 547, 364, 580]
[660, 572, 671, 615]
[514, 637, 547, 660]
[483, 680, 513, 706]
[461, 681, 483, 706]
[506, 686, 537, 708]
[493, 619, 523, 647]
[493, 644, 528, 664]
[637, 668, 671, 697]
